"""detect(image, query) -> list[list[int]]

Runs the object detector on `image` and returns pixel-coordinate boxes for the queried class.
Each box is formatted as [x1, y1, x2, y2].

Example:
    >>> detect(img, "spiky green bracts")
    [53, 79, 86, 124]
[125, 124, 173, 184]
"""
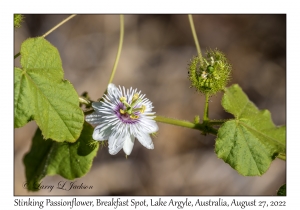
[188, 49, 231, 96]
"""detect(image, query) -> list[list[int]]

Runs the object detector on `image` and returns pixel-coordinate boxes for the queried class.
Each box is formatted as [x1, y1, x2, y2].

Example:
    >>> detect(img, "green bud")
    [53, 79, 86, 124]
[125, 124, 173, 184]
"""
[14, 14, 24, 28]
[188, 49, 231, 95]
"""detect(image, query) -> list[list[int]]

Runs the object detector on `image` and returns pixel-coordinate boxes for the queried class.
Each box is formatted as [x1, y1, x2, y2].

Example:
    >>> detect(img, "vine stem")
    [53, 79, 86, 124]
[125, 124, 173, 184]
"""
[14, 14, 77, 59]
[42, 14, 77, 38]
[277, 153, 286, 161]
[108, 14, 124, 84]
[14, 52, 20, 59]
[188, 14, 203, 64]
[154, 115, 217, 135]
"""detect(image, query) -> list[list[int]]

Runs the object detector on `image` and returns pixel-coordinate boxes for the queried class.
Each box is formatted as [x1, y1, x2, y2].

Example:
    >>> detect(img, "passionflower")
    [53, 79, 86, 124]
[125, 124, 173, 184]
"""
[85, 83, 158, 156]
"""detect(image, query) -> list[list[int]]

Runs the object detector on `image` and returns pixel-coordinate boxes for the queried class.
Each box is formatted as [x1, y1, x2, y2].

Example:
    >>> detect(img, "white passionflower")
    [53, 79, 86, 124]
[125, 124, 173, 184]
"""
[86, 83, 158, 156]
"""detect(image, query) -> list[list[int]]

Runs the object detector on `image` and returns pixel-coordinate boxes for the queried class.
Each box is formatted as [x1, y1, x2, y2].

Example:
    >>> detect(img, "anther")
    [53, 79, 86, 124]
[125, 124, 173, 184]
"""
[130, 115, 139, 119]
[141, 105, 146, 113]
[131, 98, 142, 107]
[120, 96, 131, 108]
[132, 93, 139, 101]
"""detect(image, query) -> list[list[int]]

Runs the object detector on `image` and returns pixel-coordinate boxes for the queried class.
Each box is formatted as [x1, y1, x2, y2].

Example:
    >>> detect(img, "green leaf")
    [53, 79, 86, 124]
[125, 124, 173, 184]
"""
[23, 122, 99, 191]
[277, 184, 286, 196]
[215, 84, 286, 176]
[14, 37, 84, 142]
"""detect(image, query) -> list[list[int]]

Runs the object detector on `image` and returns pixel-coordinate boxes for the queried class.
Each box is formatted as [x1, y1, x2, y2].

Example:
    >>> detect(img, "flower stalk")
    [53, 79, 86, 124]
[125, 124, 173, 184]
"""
[154, 115, 218, 135]
[203, 93, 209, 121]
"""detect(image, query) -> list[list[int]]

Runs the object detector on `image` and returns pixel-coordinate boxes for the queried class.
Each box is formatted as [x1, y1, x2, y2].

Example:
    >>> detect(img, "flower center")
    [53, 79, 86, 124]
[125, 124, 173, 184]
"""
[119, 93, 145, 119]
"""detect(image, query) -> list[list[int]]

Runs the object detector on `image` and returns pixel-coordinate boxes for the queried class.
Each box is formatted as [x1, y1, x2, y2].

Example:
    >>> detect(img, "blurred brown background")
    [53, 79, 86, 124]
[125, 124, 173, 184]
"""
[14, 14, 286, 195]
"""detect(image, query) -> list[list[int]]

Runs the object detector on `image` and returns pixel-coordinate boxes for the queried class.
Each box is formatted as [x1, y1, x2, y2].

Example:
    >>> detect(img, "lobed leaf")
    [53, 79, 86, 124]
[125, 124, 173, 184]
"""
[23, 122, 99, 191]
[14, 37, 84, 142]
[215, 84, 286, 176]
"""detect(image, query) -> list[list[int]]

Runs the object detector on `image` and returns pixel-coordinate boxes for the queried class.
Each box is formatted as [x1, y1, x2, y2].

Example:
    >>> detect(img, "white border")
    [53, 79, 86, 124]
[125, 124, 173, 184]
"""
[3, 0, 299, 208]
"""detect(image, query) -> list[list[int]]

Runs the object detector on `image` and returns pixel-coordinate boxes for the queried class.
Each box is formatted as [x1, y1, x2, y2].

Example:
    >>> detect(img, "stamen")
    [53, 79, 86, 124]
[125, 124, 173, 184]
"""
[120, 96, 126, 102]
[132, 93, 139, 101]
[141, 105, 146, 113]
[130, 114, 139, 119]
[131, 98, 142, 107]
[119, 94, 145, 117]
[120, 96, 131, 108]
[131, 93, 140, 107]
[132, 105, 146, 113]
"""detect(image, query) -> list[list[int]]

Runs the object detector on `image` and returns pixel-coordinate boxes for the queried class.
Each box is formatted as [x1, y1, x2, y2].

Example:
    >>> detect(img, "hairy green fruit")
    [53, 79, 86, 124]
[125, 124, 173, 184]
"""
[188, 49, 231, 95]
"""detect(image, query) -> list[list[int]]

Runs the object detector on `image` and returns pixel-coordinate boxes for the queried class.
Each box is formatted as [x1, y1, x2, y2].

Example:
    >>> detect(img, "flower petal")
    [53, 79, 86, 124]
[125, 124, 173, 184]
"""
[136, 132, 154, 149]
[92, 125, 112, 141]
[139, 117, 159, 133]
[146, 120, 159, 133]
[123, 135, 135, 155]
[108, 132, 125, 155]
[91, 101, 104, 112]
[108, 83, 119, 96]
[85, 113, 103, 125]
